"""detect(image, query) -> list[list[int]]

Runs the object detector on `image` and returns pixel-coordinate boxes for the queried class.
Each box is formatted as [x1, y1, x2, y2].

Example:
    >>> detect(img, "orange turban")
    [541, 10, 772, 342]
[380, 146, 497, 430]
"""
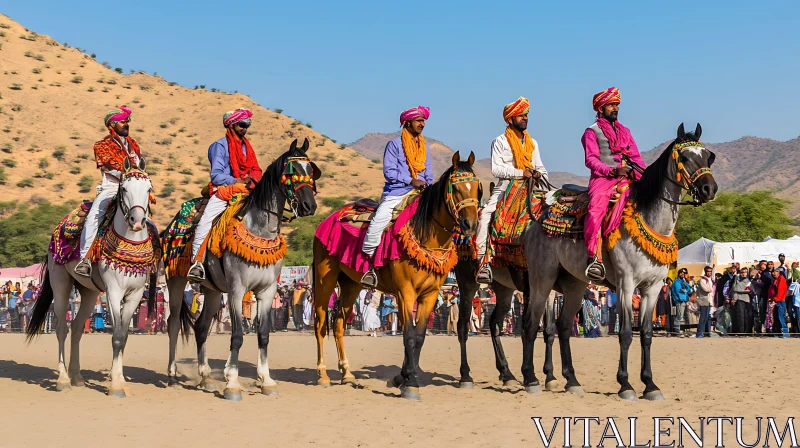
[592, 87, 621, 111]
[502, 97, 530, 122]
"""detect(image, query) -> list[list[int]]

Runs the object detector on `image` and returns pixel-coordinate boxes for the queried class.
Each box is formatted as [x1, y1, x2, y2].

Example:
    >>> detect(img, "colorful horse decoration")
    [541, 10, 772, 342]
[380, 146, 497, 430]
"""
[162, 138, 320, 401]
[27, 158, 159, 397]
[312, 151, 480, 400]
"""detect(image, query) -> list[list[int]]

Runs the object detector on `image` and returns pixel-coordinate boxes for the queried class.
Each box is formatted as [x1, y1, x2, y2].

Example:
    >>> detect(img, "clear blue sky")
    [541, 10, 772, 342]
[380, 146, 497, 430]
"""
[3, 1, 799, 174]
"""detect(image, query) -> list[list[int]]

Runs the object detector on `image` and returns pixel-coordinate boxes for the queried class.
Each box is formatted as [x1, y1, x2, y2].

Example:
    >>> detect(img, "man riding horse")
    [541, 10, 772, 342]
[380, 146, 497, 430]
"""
[188, 108, 262, 282]
[475, 97, 548, 284]
[75, 106, 144, 277]
[360, 106, 434, 288]
[582, 87, 646, 281]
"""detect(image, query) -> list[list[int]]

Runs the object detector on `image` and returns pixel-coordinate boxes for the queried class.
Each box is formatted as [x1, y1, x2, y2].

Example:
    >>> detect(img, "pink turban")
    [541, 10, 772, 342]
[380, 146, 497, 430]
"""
[104, 106, 132, 126]
[592, 87, 621, 111]
[399, 106, 430, 125]
[223, 108, 253, 127]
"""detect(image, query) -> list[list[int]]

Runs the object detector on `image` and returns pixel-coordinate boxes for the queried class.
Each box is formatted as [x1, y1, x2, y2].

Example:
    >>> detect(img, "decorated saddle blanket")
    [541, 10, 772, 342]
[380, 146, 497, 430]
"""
[337, 190, 420, 227]
[487, 179, 545, 269]
[315, 196, 458, 275]
[161, 197, 204, 279]
[540, 189, 590, 240]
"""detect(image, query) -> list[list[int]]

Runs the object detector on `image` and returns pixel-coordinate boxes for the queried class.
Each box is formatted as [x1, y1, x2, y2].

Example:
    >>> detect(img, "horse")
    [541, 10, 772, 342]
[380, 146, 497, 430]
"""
[312, 151, 480, 400]
[163, 138, 320, 402]
[522, 123, 717, 400]
[26, 158, 158, 397]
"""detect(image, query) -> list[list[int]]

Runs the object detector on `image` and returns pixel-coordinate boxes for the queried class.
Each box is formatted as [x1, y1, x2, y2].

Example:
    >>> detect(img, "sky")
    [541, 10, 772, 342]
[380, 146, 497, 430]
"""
[3, 1, 799, 174]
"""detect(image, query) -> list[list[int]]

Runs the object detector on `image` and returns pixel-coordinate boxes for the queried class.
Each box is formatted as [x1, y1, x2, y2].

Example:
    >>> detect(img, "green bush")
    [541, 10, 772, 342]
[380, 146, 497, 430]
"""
[38, 158, 49, 169]
[1, 143, 12, 154]
[0, 166, 6, 185]
[159, 181, 176, 198]
[69, 166, 81, 175]
[2, 159, 16, 168]
[115, 67, 123, 74]
[71, 76, 83, 84]
[53, 147, 66, 160]
[16, 178, 34, 188]
[77, 175, 94, 193]
[0, 202, 73, 267]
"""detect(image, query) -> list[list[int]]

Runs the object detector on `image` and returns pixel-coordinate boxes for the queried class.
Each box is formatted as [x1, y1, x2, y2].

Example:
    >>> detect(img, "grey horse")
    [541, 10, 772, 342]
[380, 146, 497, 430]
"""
[522, 123, 717, 400]
[164, 139, 320, 401]
[27, 158, 158, 397]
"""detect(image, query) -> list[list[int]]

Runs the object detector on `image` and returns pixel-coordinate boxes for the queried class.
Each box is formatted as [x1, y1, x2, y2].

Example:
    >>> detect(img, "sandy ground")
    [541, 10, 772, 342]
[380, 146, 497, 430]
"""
[1, 331, 797, 447]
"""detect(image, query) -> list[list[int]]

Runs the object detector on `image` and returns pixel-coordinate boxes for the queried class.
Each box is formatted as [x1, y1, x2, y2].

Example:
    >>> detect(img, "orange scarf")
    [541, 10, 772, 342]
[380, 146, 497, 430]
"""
[504, 126, 535, 170]
[401, 127, 427, 179]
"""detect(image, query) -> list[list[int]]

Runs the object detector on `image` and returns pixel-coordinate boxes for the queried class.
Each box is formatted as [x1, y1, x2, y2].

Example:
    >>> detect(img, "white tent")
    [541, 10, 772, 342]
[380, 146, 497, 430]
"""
[677, 237, 716, 265]
[679, 237, 800, 271]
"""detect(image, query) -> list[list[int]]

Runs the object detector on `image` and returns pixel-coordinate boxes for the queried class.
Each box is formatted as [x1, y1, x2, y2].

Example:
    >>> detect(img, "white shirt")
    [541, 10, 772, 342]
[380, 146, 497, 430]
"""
[490, 134, 547, 180]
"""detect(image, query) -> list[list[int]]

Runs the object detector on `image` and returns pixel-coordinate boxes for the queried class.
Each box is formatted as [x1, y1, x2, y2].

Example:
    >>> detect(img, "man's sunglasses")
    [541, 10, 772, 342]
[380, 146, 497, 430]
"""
[235, 121, 250, 129]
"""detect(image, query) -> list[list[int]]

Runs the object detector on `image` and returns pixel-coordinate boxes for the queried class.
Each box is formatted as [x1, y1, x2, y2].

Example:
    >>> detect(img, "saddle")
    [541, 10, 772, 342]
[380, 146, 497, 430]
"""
[541, 183, 624, 240]
[339, 191, 419, 227]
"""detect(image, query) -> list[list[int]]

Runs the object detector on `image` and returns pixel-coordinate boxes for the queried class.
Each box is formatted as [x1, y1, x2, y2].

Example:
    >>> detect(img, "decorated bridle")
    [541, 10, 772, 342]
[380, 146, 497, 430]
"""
[279, 156, 317, 221]
[116, 169, 153, 225]
[438, 170, 480, 232]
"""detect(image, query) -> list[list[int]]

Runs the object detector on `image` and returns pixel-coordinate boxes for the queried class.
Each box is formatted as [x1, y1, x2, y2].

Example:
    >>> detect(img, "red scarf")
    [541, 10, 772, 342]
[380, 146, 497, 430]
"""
[595, 115, 633, 156]
[225, 128, 262, 182]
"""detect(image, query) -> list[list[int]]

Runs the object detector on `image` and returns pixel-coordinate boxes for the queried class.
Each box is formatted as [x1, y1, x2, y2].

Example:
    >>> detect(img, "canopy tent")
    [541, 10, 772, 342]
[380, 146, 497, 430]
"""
[0, 263, 43, 285]
[678, 237, 800, 274]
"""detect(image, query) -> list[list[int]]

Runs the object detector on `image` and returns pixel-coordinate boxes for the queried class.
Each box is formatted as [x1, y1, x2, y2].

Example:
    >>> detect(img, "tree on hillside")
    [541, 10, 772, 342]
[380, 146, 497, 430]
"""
[675, 191, 795, 247]
[0, 202, 72, 267]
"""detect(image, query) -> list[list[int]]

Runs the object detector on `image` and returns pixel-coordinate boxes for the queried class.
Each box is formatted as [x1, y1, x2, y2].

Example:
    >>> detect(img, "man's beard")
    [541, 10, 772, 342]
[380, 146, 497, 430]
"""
[603, 111, 618, 122]
[117, 127, 129, 137]
[512, 121, 528, 132]
[234, 128, 247, 138]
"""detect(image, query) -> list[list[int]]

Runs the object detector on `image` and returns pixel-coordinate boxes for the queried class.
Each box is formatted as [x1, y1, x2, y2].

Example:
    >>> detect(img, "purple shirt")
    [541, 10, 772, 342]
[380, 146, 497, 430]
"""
[208, 137, 247, 186]
[382, 136, 434, 196]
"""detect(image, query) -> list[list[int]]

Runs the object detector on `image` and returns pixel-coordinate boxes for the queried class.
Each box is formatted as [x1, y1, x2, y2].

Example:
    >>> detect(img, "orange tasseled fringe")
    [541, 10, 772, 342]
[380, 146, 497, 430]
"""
[397, 225, 458, 275]
[607, 201, 678, 264]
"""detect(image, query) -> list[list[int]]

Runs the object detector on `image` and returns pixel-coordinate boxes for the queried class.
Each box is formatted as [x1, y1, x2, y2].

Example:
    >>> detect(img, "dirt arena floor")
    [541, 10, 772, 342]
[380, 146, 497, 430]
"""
[2, 332, 798, 447]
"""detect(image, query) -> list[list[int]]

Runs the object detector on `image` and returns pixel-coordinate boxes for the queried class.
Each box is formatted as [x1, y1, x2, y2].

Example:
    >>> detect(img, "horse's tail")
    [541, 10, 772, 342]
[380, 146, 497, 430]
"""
[26, 264, 53, 343]
[179, 295, 194, 342]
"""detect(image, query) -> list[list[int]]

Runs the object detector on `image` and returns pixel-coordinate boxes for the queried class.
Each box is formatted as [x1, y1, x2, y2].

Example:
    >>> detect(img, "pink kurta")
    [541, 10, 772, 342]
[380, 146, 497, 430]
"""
[581, 118, 645, 258]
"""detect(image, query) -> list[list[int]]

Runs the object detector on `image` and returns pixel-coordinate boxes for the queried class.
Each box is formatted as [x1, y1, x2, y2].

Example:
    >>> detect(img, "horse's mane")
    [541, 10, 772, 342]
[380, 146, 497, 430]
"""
[409, 161, 474, 243]
[632, 131, 701, 211]
[239, 151, 287, 215]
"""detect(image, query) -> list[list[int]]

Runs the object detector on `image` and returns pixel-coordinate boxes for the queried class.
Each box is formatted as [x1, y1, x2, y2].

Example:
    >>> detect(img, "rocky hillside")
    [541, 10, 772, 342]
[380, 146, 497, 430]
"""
[0, 14, 384, 227]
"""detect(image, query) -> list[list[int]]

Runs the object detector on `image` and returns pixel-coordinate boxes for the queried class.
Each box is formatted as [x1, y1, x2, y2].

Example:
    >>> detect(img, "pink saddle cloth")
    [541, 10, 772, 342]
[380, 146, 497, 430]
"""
[314, 199, 419, 274]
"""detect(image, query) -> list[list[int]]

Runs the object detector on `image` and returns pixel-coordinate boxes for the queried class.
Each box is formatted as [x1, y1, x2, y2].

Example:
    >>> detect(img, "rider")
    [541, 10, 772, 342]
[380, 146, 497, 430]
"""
[75, 106, 142, 277]
[360, 106, 433, 288]
[187, 109, 263, 282]
[475, 97, 548, 284]
[582, 87, 646, 281]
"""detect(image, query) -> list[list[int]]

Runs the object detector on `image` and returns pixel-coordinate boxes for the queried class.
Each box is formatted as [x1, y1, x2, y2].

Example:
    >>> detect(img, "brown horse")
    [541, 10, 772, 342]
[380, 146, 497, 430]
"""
[312, 151, 480, 400]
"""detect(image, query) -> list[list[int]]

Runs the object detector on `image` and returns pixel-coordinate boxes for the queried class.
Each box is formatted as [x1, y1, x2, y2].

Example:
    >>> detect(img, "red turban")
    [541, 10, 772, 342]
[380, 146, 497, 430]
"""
[399, 106, 430, 125]
[502, 97, 530, 121]
[592, 87, 621, 111]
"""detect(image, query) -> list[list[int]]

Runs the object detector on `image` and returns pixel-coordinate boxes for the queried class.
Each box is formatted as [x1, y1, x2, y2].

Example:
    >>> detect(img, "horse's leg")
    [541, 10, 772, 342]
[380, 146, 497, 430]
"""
[454, 259, 478, 388]
[490, 282, 517, 386]
[521, 271, 553, 395]
[541, 292, 559, 391]
[400, 289, 438, 401]
[638, 281, 664, 401]
[555, 279, 587, 395]
[615, 278, 637, 401]
[222, 282, 246, 401]
[166, 276, 189, 387]
[254, 281, 279, 395]
[50, 265, 74, 391]
[333, 279, 361, 386]
[107, 285, 144, 397]
[195, 288, 221, 393]
[67, 285, 98, 387]
[387, 286, 418, 396]
[312, 245, 339, 386]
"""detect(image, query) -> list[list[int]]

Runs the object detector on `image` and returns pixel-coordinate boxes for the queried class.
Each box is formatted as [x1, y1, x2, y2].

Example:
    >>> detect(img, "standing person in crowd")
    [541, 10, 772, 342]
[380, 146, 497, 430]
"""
[776, 254, 788, 280]
[730, 267, 753, 335]
[789, 275, 800, 335]
[382, 293, 398, 336]
[606, 288, 617, 335]
[756, 261, 775, 334]
[656, 278, 672, 333]
[670, 269, 691, 336]
[360, 288, 381, 337]
[768, 267, 789, 338]
[302, 290, 314, 330]
[8, 289, 19, 332]
[271, 289, 282, 332]
[790, 262, 800, 333]
[446, 289, 459, 335]
[291, 285, 305, 331]
[696, 266, 714, 338]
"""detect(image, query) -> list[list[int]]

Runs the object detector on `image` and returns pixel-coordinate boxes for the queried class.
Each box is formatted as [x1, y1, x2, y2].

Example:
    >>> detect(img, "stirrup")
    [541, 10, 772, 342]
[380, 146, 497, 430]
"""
[585, 258, 606, 281]
[360, 268, 378, 288]
[187, 261, 206, 283]
[74, 258, 92, 277]
[476, 263, 493, 284]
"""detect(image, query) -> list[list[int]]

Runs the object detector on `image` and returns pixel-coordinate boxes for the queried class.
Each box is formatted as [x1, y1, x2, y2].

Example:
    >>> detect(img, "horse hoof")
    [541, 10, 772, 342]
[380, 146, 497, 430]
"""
[503, 379, 520, 387]
[525, 384, 542, 395]
[198, 378, 218, 393]
[566, 386, 585, 396]
[317, 378, 331, 387]
[55, 381, 72, 392]
[261, 385, 279, 396]
[643, 390, 665, 401]
[223, 388, 243, 402]
[341, 376, 358, 387]
[168, 378, 181, 388]
[400, 386, 421, 401]
[545, 380, 559, 391]
[618, 390, 638, 401]
[108, 388, 127, 398]
[459, 381, 474, 390]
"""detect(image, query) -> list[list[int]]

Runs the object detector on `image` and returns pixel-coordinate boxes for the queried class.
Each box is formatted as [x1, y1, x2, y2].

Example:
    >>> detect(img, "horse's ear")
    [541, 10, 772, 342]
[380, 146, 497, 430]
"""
[290, 139, 298, 152]
[451, 151, 461, 169]
[301, 138, 310, 152]
[677, 123, 686, 140]
[467, 151, 475, 166]
[695, 123, 702, 140]
[123, 157, 131, 172]
[138, 156, 147, 172]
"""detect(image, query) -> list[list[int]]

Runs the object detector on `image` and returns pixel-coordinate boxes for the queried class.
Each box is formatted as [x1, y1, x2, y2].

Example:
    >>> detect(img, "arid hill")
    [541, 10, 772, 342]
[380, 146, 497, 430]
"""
[0, 14, 384, 227]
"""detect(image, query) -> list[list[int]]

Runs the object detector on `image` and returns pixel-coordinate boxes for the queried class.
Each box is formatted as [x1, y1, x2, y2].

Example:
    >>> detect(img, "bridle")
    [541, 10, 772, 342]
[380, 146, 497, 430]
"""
[623, 141, 713, 207]
[435, 170, 480, 232]
[116, 170, 152, 226]
[279, 156, 317, 221]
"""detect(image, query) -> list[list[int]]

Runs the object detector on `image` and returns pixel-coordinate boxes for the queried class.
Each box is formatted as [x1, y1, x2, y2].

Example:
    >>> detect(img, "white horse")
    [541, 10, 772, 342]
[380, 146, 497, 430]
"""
[27, 158, 157, 397]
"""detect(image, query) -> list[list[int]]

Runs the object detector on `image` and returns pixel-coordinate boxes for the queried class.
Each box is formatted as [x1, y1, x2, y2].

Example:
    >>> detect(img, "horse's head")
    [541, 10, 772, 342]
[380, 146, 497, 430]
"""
[283, 138, 321, 217]
[673, 123, 717, 203]
[447, 151, 480, 235]
[120, 157, 153, 232]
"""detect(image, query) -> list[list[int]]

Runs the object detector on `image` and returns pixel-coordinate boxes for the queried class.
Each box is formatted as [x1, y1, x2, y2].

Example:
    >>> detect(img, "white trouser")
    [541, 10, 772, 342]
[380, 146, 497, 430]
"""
[362, 194, 406, 257]
[191, 195, 229, 260]
[476, 179, 507, 257]
[79, 183, 118, 259]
